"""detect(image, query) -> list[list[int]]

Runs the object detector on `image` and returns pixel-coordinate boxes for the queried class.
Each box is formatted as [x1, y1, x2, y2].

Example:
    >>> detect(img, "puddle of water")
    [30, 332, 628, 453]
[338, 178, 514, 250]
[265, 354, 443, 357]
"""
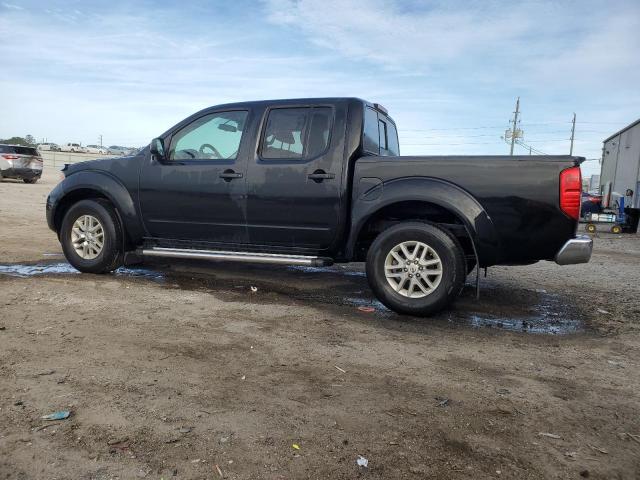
[0, 262, 165, 283]
[0, 261, 584, 335]
[465, 313, 582, 335]
[0, 262, 81, 276]
[287, 265, 366, 277]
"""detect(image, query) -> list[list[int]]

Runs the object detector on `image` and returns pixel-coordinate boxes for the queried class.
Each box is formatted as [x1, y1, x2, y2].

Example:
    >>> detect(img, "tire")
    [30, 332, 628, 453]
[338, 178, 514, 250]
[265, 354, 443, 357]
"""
[23, 178, 38, 184]
[611, 225, 622, 234]
[586, 224, 596, 233]
[366, 222, 466, 316]
[60, 199, 124, 274]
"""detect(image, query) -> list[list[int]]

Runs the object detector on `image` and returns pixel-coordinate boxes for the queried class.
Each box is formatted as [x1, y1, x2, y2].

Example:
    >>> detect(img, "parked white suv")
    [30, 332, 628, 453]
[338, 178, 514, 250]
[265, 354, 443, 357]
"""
[85, 145, 108, 154]
[37, 142, 61, 152]
[60, 143, 87, 153]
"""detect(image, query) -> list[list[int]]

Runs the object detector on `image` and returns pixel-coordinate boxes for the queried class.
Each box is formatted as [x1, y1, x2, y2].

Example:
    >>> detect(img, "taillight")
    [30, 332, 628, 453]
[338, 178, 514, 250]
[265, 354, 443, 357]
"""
[2, 154, 19, 160]
[560, 166, 581, 220]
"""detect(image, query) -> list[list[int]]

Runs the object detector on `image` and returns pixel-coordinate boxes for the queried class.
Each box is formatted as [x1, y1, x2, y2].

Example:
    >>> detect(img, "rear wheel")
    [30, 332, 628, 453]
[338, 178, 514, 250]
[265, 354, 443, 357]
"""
[60, 199, 123, 273]
[586, 223, 596, 233]
[611, 224, 622, 234]
[23, 178, 38, 184]
[366, 222, 466, 316]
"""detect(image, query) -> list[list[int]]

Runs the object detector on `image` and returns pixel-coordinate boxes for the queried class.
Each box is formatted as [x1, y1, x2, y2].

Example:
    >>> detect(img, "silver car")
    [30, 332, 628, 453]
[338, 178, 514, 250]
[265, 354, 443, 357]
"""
[0, 144, 43, 183]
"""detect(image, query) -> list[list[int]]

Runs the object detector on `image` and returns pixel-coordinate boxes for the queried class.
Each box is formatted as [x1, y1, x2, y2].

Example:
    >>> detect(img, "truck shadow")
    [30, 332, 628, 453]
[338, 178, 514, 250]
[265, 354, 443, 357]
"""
[0, 259, 586, 336]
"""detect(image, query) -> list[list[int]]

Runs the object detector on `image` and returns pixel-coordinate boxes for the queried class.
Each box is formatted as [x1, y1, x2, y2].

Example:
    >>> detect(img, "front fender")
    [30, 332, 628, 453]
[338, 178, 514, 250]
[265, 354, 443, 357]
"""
[48, 170, 143, 245]
[347, 176, 501, 266]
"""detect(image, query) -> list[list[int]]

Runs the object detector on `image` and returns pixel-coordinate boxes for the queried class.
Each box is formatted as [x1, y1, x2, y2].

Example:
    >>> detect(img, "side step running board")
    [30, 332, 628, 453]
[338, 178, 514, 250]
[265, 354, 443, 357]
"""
[141, 247, 334, 267]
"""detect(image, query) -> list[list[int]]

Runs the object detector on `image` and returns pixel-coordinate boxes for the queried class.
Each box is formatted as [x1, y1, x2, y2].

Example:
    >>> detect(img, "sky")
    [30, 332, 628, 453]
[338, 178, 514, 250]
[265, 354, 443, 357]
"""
[1, 0, 639, 177]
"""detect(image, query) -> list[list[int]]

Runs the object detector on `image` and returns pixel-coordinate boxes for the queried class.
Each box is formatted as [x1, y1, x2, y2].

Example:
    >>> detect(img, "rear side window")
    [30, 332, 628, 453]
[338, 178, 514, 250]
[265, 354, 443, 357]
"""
[363, 107, 379, 154]
[386, 121, 400, 156]
[363, 106, 400, 156]
[0, 145, 37, 155]
[261, 107, 332, 160]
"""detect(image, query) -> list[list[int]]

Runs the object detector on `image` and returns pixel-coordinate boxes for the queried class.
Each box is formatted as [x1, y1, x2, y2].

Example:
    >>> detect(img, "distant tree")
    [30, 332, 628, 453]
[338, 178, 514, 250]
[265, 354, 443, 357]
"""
[0, 135, 39, 146]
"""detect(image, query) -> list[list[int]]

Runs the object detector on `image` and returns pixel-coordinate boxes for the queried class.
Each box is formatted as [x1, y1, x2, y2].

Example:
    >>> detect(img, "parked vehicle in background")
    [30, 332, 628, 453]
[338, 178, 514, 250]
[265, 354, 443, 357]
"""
[107, 146, 133, 156]
[581, 192, 602, 218]
[85, 145, 108, 155]
[60, 143, 87, 153]
[37, 142, 61, 152]
[46, 97, 592, 316]
[0, 144, 43, 183]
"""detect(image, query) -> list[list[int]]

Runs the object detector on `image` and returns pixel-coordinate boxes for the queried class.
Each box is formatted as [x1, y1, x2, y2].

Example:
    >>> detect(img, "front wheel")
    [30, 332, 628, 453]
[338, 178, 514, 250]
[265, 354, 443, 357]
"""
[23, 178, 38, 184]
[60, 199, 124, 273]
[366, 222, 466, 316]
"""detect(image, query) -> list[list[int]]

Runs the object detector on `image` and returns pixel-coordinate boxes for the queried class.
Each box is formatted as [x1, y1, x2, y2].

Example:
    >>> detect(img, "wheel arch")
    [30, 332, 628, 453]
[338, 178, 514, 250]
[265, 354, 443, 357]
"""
[346, 177, 501, 266]
[52, 171, 143, 247]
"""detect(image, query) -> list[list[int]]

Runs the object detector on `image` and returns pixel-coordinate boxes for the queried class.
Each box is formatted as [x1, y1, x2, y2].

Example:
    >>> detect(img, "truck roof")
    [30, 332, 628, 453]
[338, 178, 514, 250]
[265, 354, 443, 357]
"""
[197, 97, 389, 117]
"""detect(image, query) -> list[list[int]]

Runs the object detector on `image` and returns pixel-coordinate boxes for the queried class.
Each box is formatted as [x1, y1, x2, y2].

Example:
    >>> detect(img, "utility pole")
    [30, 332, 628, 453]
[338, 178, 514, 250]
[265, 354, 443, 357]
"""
[569, 113, 576, 155]
[509, 97, 521, 156]
[99, 135, 103, 148]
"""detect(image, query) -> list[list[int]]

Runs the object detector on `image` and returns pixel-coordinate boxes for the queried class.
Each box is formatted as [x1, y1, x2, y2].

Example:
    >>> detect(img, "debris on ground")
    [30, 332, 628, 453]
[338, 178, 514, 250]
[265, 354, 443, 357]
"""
[36, 369, 56, 376]
[357, 306, 375, 313]
[538, 432, 561, 439]
[107, 437, 129, 446]
[250, 286, 258, 293]
[588, 444, 608, 454]
[214, 464, 224, 478]
[41, 410, 71, 421]
[435, 397, 449, 407]
[179, 426, 192, 434]
[334, 365, 346, 374]
[496, 388, 511, 395]
[14, 400, 24, 406]
[292, 443, 300, 450]
[597, 308, 610, 315]
[0, 326, 6, 331]
[619, 432, 640, 444]
[356, 455, 368, 467]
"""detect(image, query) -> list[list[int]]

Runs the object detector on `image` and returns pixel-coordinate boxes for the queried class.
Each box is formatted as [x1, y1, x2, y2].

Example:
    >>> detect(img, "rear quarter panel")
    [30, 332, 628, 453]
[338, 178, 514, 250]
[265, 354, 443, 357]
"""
[354, 155, 579, 265]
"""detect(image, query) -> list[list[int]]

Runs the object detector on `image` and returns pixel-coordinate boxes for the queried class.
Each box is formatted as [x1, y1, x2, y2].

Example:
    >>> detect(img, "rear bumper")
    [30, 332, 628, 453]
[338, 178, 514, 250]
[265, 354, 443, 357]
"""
[555, 235, 593, 265]
[1, 167, 42, 179]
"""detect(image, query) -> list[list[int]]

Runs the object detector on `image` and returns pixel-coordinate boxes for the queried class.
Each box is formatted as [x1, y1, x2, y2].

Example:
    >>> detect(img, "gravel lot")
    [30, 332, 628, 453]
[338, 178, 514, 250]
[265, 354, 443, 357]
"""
[1, 171, 639, 479]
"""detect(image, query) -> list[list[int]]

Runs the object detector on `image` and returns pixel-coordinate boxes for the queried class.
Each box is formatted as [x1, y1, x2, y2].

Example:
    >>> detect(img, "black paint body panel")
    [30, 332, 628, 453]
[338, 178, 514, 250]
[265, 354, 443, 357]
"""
[46, 97, 581, 267]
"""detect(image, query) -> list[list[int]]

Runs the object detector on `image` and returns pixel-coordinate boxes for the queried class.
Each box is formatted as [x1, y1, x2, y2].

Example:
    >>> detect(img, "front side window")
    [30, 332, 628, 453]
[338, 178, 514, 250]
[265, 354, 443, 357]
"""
[169, 110, 248, 161]
[261, 107, 332, 160]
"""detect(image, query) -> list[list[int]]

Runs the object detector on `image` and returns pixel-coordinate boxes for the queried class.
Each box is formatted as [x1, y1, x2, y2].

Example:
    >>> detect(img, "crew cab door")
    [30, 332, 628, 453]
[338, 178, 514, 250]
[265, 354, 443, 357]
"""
[245, 105, 345, 250]
[138, 109, 251, 244]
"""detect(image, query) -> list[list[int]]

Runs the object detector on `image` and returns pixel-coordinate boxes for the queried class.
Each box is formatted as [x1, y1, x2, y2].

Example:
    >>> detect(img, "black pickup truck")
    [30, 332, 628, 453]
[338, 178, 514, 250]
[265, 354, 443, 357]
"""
[46, 98, 592, 315]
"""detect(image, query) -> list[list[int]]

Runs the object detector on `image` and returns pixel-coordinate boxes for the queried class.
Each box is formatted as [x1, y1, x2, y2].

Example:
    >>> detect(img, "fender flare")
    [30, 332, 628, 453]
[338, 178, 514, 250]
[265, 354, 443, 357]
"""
[347, 176, 501, 266]
[53, 170, 144, 245]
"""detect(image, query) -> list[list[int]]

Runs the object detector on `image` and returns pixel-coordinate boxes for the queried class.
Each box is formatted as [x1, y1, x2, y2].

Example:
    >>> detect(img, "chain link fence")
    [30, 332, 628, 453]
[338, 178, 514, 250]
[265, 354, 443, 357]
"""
[40, 151, 119, 169]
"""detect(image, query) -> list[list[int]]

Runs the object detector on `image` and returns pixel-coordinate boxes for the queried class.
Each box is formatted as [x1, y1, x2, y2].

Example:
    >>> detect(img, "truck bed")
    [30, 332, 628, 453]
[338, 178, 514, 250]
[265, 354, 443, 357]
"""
[353, 155, 583, 265]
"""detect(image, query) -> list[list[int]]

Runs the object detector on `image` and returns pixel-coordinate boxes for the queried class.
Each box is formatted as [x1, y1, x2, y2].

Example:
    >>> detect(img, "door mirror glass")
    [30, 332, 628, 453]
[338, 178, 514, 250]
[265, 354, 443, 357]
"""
[150, 137, 165, 159]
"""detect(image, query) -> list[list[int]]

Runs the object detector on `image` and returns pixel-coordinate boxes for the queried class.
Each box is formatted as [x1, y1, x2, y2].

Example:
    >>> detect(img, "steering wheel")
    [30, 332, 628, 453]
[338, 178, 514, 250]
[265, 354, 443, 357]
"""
[199, 143, 222, 159]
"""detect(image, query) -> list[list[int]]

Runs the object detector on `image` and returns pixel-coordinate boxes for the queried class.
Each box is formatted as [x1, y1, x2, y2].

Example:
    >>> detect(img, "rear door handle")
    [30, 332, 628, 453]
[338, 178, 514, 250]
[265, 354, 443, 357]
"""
[308, 170, 335, 182]
[219, 169, 243, 181]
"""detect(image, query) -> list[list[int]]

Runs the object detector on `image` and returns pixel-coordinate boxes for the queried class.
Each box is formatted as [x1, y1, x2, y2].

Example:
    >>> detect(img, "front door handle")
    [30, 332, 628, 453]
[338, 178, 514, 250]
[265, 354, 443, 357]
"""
[308, 170, 335, 183]
[219, 169, 243, 181]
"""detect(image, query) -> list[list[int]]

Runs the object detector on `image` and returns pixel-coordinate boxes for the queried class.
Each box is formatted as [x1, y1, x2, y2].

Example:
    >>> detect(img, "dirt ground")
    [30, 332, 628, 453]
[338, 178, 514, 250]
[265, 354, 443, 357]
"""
[1, 171, 639, 480]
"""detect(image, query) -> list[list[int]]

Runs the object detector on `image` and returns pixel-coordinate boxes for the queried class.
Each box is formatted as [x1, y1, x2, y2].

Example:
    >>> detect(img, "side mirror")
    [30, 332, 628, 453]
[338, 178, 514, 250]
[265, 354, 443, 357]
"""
[150, 137, 165, 161]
